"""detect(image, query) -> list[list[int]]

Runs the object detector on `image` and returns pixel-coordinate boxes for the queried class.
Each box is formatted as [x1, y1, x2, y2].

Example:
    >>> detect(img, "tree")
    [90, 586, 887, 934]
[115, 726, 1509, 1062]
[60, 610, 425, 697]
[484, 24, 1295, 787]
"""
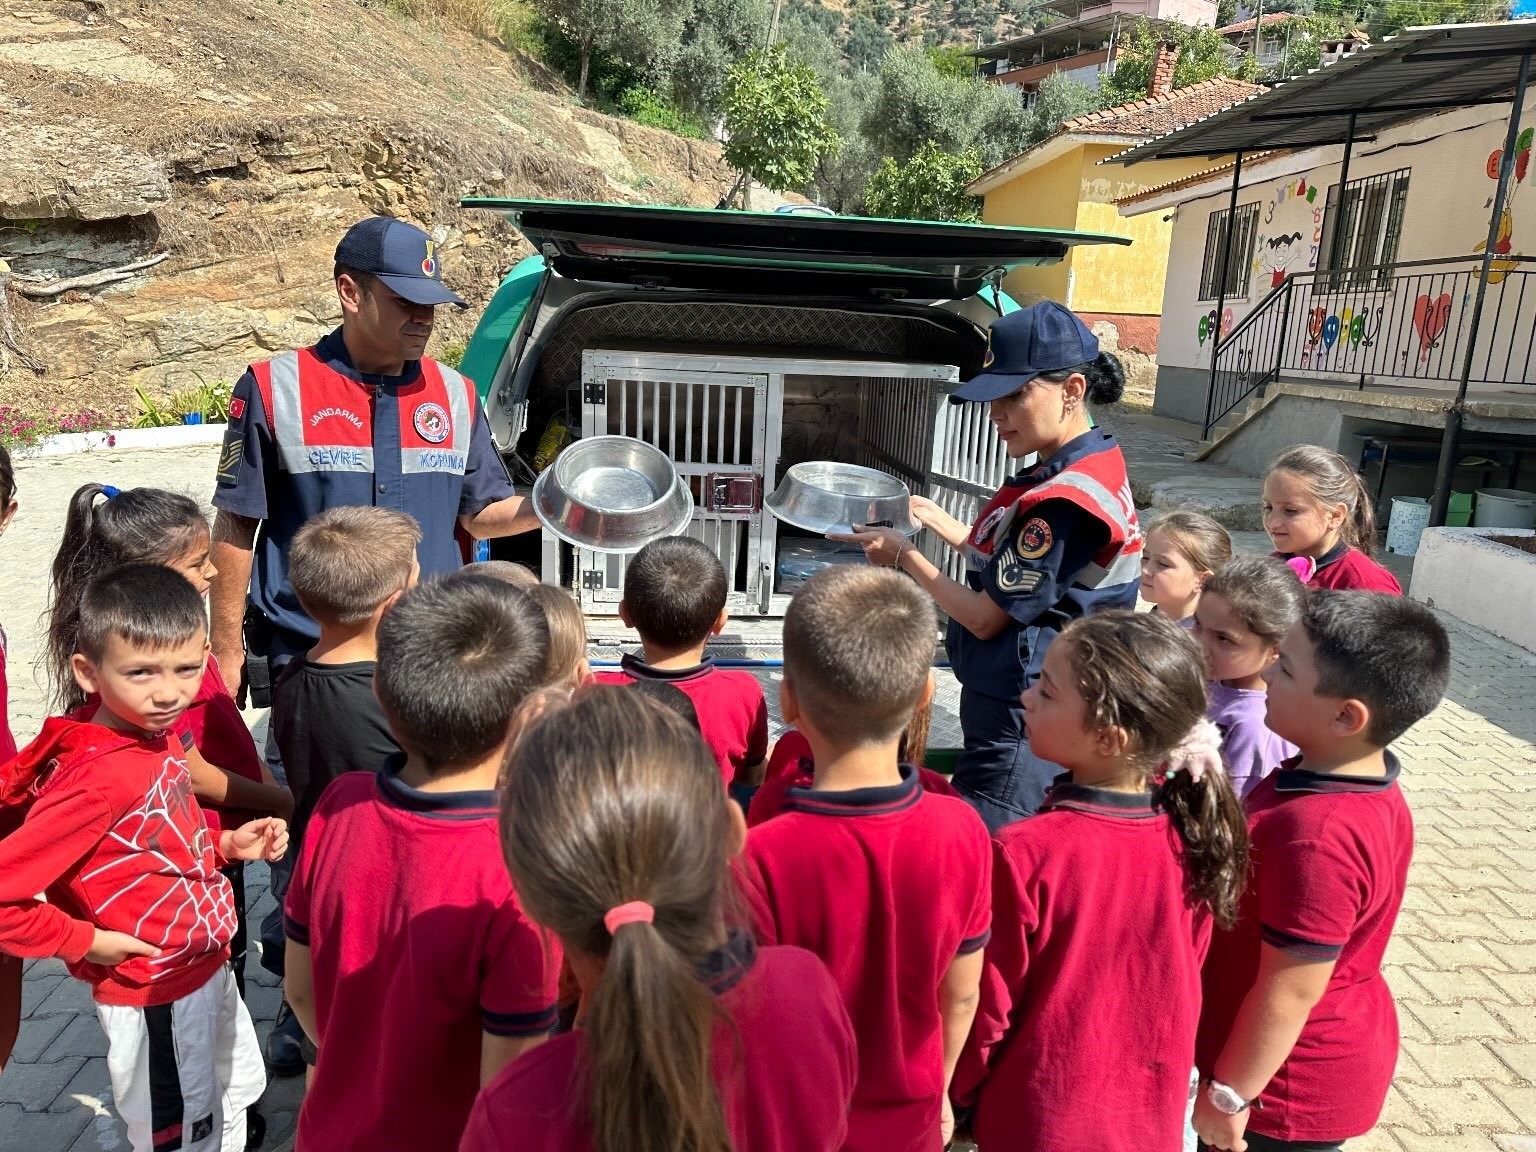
[806, 68, 880, 212]
[927, 45, 975, 78]
[531, 0, 691, 100]
[862, 48, 1030, 168]
[864, 141, 984, 221]
[724, 44, 842, 205]
[668, 0, 772, 120]
[1097, 19, 1259, 109]
[1021, 70, 1102, 148]
[847, 16, 893, 71]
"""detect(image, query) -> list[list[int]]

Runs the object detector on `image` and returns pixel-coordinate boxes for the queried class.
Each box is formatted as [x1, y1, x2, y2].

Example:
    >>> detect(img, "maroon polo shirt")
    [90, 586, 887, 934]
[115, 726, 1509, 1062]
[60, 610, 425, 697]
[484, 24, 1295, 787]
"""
[595, 655, 768, 786]
[748, 748, 958, 828]
[952, 778, 1213, 1152]
[1197, 755, 1413, 1142]
[1276, 543, 1402, 594]
[738, 764, 992, 1152]
[459, 935, 857, 1152]
[286, 762, 559, 1152]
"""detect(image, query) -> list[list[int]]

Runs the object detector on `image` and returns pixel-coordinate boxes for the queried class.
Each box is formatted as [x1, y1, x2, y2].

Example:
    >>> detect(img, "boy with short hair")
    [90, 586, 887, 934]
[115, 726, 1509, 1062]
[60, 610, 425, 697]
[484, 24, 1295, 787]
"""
[594, 536, 768, 791]
[283, 573, 559, 1152]
[1194, 591, 1452, 1152]
[737, 566, 991, 1152]
[0, 564, 287, 1152]
[273, 505, 420, 849]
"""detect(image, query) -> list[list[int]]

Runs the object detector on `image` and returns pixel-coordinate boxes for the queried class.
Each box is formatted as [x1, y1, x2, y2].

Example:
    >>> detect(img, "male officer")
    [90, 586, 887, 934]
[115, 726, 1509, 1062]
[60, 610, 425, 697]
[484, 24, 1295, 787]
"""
[206, 215, 538, 1075]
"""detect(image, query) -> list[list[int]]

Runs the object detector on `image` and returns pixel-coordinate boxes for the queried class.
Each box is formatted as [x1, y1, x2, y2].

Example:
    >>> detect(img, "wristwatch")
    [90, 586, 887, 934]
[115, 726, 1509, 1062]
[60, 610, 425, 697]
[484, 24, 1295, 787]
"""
[1205, 1080, 1252, 1116]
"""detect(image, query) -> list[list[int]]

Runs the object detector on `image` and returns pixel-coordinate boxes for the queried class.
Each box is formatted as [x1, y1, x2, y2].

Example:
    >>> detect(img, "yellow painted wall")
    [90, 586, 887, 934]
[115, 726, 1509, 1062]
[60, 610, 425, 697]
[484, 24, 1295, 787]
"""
[983, 142, 1224, 316]
[983, 146, 1081, 306]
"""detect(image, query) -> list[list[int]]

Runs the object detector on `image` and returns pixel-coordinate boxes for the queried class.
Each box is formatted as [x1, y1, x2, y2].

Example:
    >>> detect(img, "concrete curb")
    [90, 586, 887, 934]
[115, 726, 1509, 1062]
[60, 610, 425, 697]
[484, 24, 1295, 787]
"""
[15, 423, 227, 458]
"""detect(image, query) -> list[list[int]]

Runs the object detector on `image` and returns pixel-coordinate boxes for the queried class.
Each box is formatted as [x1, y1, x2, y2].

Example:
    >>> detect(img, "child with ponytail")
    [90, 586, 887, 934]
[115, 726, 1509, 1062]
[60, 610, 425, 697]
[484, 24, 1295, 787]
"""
[1140, 510, 1232, 626]
[1195, 556, 1306, 798]
[1262, 446, 1400, 593]
[951, 610, 1249, 1152]
[463, 686, 857, 1152]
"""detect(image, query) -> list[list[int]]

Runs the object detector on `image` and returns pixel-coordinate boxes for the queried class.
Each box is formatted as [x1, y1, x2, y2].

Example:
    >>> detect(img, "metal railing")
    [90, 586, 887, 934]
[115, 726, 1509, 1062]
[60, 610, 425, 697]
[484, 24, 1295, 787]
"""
[1205, 255, 1536, 438]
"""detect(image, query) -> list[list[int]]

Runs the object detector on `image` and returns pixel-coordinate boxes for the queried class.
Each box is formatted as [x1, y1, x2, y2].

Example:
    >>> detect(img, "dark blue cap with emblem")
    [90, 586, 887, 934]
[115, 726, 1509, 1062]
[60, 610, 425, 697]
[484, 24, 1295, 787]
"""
[334, 216, 466, 308]
[949, 300, 1098, 404]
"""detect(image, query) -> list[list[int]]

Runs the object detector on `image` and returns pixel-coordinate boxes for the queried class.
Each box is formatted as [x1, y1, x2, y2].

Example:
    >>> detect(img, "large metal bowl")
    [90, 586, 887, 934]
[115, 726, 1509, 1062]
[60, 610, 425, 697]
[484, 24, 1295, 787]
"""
[766, 461, 918, 536]
[533, 436, 694, 553]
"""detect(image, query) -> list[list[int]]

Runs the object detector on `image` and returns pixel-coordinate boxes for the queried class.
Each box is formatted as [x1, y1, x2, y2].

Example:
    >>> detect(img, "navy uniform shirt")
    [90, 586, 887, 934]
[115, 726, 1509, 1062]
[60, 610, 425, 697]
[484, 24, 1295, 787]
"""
[948, 431, 1140, 702]
[212, 328, 514, 661]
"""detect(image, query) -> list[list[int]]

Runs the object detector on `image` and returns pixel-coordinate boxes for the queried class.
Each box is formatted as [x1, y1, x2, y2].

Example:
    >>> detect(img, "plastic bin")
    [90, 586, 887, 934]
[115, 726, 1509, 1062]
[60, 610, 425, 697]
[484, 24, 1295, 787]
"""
[1473, 488, 1536, 530]
[1386, 496, 1431, 556]
[1447, 491, 1474, 528]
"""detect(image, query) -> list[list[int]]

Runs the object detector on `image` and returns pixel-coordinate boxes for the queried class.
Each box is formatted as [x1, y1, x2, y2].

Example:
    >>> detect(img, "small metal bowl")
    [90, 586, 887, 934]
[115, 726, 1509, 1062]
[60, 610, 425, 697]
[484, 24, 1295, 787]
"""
[766, 461, 918, 536]
[533, 435, 694, 553]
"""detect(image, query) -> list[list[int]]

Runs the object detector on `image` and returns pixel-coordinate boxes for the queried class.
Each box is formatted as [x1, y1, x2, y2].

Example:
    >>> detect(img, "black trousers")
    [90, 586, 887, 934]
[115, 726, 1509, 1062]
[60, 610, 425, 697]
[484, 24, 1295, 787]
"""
[220, 861, 247, 1000]
[1200, 1135, 1345, 1152]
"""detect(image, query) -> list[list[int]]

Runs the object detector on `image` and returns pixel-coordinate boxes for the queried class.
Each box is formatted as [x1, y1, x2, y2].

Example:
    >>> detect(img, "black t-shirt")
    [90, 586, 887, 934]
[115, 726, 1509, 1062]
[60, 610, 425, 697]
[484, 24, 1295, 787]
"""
[272, 657, 401, 845]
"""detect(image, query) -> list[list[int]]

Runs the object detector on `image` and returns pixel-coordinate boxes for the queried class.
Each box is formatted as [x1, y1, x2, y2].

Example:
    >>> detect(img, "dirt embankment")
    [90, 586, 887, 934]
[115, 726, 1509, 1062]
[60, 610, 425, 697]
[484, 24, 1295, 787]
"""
[0, 0, 753, 415]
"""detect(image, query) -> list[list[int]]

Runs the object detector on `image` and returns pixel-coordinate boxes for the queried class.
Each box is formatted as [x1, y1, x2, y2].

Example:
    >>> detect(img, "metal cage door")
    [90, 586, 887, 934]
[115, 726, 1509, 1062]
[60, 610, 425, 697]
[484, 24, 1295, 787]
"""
[577, 353, 775, 615]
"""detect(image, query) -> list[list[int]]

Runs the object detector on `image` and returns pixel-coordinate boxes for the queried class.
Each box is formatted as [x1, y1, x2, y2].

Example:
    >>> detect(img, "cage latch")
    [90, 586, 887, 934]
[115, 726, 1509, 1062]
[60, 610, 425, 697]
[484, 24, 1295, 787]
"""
[704, 474, 761, 514]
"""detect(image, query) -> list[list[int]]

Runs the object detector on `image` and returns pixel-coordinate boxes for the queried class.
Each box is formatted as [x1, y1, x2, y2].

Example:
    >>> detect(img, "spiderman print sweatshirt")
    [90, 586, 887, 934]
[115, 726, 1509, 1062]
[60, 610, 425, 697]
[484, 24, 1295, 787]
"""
[0, 717, 235, 1007]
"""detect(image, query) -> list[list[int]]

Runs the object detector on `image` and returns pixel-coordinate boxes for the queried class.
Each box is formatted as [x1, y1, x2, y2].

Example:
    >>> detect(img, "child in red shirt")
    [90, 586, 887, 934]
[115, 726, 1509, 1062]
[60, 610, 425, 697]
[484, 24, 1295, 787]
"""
[593, 536, 768, 796]
[463, 685, 856, 1152]
[750, 699, 958, 827]
[0, 445, 18, 1072]
[1194, 591, 1451, 1152]
[952, 611, 1249, 1152]
[0, 564, 287, 1152]
[284, 573, 561, 1152]
[1262, 446, 1401, 594]
[45, 483, 292, 1009]
[738, 566, 991, 1152]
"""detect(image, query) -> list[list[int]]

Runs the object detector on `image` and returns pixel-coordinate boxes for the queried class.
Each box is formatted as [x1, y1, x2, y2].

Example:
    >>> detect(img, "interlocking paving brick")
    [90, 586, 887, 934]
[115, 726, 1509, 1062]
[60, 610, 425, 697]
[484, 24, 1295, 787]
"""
[0, 1058, 87, 1112]
[1398, 1081, 1524, 1136]
[39, 1017, 109, 1064]
[6, 1014, 71, 1066]
[1403, 966, 1515, 1007]
[46, 1058, 113, 1115]
[1399, 1039, 1519, 1086]
[0, 1102, 90, 1152]
[1405, 1001, 1518, 1043]
[1488, 1084, 1536, 1132]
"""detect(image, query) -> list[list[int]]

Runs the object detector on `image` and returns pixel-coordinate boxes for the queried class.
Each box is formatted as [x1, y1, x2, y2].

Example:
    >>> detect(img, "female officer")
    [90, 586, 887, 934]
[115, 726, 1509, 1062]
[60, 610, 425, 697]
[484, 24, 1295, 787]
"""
[835, 302, 1142, 832]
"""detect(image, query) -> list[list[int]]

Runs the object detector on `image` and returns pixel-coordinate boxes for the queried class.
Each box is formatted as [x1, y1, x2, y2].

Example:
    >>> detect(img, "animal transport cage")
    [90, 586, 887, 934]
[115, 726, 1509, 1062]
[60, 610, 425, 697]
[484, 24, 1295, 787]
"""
[541, 350, 1013, 616]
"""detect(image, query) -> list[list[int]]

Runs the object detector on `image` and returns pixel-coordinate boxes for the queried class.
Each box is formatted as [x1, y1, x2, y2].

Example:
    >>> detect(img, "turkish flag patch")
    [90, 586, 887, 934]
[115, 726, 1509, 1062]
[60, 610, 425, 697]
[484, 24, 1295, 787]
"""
[229, 397, 246, 421]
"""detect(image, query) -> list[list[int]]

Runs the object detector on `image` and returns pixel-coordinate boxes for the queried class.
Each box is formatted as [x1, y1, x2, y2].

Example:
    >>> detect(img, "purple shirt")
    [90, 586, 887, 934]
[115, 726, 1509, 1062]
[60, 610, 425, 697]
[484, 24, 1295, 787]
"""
[1208, 682, 1297, 798]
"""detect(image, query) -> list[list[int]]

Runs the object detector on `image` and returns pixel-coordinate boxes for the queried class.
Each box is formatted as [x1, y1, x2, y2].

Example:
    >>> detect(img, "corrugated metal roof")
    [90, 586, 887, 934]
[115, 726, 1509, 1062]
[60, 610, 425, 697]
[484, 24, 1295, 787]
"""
[1109, 21, 1536, 163]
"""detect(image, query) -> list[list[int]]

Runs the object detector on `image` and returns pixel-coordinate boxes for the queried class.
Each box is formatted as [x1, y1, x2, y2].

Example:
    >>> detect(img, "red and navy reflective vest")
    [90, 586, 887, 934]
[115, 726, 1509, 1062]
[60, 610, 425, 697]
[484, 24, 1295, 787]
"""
[949, 432, 1142, 699]
[213, 332, 510, 661]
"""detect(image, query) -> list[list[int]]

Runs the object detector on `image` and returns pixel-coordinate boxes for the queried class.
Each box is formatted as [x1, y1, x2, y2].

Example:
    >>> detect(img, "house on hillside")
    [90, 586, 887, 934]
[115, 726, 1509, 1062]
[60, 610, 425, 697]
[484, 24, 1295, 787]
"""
[969, 47, 1258, 358]
[1216, 13, 1370, 71]
[970, 0, 1219, 101]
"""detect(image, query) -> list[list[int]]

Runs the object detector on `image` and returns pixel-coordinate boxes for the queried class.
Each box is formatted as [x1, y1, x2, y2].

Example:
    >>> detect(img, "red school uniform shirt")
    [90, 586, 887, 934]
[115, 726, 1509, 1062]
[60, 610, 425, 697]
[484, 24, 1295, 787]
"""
[0, 718, 235, 1007]
[1277, 542, 1401, 595]
[737, 764, 992, 1152]
[459, 934, 858, 1152]
[1196, 755, 1413, 1143]
[0, 624, 16, 764]
[951, 779, 1212, 1152]
[286, 760, 559, 1152]
[749, 736, 957, 827]
[595, 655, 768, 786]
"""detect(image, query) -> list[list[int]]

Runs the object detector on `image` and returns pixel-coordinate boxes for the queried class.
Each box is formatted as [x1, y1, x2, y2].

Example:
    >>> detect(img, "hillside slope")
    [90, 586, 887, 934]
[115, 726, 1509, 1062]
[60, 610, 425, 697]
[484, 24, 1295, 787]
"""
[0, 0, 768, 415]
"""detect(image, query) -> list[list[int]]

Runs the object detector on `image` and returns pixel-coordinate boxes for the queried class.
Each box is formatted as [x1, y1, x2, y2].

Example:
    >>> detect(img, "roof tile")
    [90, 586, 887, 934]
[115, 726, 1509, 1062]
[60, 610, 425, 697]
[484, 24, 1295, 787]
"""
[1060, 76, 1264, 137]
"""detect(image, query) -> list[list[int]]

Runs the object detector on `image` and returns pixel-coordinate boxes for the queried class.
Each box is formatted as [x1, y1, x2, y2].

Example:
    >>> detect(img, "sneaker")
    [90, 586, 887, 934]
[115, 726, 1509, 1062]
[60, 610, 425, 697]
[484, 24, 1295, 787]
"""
[245, 1109, 267, 1151]
[264, 1000, 305, 1078]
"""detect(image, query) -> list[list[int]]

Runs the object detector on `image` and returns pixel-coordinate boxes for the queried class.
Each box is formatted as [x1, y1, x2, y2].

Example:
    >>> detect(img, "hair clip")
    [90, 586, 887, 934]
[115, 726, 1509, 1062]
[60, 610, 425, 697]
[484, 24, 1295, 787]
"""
[101, 485, 120, 499]
[1285, 555, 1316, 582]
[1167, 718, 1225, 784]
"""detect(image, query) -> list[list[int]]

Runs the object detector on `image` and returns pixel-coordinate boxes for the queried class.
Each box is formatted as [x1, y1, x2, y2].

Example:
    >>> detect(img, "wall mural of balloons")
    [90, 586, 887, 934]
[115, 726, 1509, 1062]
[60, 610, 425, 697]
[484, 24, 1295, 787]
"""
[1196, 307, 1234, 348]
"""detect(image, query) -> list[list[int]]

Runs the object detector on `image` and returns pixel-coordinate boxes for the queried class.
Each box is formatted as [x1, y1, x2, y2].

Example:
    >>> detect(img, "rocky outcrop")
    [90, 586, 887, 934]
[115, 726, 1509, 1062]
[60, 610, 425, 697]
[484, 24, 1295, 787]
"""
[0, 0, 747, 415]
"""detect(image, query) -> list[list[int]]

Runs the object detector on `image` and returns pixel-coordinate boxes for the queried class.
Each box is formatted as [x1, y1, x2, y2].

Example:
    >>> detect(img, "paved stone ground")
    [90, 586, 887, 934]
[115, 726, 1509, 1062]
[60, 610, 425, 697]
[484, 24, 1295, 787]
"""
[3, 426, 1534, 1151]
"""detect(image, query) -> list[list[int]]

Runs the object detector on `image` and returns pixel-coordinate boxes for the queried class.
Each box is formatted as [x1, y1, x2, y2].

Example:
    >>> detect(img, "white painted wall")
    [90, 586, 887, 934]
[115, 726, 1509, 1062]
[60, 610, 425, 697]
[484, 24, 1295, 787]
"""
[1411, 528, 1536, 652]
[1145, 94, 1536, 388]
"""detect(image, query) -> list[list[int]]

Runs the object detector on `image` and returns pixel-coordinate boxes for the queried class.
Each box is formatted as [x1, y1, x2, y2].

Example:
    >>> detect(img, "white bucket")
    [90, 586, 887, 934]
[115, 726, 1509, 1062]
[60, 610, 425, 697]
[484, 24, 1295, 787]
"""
[1386, 496, 1431, 556]
[1473, 488, 1536, 530]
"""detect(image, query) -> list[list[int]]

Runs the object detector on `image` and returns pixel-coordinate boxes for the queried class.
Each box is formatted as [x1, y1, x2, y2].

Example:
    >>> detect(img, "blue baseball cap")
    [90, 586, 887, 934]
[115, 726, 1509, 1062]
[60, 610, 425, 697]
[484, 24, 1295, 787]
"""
[950, 301, 1098, 404]
[334, 216, 466, 308]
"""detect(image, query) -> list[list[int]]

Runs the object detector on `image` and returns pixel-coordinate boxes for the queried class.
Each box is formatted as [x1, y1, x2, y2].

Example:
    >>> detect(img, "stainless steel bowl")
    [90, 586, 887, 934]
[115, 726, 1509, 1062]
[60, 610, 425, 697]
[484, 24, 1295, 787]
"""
[533, 436, 694, 553]
[765, 461, 918, 536]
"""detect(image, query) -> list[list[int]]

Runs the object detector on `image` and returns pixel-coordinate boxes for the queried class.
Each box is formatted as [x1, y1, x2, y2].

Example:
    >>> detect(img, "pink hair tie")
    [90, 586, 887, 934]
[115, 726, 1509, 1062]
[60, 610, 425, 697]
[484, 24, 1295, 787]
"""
[1167, 718, 1225, 784]
[1286, 555, 1317, 582]
[604, 901, 655, 934]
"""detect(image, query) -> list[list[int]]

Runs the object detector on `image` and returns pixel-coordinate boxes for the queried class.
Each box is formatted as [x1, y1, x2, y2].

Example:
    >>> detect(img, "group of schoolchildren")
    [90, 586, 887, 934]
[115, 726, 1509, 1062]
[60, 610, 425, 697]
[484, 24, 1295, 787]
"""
[0, 434, 1451, 1152]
